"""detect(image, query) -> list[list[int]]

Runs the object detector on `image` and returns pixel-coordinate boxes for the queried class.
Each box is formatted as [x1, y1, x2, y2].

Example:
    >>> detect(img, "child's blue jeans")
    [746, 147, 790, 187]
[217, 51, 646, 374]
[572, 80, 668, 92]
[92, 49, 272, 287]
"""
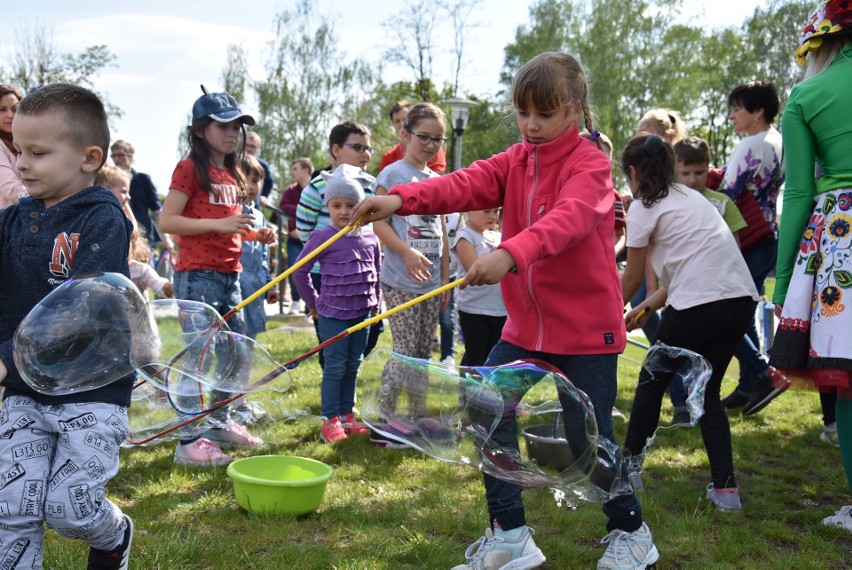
[317, 315, 369, 419]
[173, 269, 245, 441]
[481, 341, 643, 533]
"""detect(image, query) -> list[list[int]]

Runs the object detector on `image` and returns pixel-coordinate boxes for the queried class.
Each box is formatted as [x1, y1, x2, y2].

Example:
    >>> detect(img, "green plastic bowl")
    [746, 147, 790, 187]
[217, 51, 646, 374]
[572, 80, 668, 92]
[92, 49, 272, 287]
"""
[226, 455, 333, 515]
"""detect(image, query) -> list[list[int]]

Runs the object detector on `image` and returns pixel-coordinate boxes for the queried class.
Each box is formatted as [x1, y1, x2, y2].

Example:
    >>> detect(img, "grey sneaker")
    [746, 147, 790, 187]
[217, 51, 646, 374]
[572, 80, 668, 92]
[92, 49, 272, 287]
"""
[450, 527, 545, 570]
[706, 483, 742, 512]
[820, 423, 840, 448]
[597, 522, 659, 569]
[821, 505, 852, 532]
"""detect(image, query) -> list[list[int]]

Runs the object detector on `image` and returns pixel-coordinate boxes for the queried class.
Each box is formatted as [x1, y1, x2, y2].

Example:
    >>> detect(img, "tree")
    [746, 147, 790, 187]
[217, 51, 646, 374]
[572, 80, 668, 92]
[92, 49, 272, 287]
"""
[252, 0, 375, 175]
[443, 0, 483, 97]
[499, 0, 811, 166]
[220, 43, 249, 105]
[381, 0, 438, 102]
[0, 24, 121, 119]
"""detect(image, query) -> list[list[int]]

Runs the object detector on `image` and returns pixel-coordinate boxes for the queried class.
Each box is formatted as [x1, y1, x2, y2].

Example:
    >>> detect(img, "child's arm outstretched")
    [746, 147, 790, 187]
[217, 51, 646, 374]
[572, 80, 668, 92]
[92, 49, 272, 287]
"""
[160, 189, 255, 236]
[370, 186, 435, 282]
[354, 194, 515, 289]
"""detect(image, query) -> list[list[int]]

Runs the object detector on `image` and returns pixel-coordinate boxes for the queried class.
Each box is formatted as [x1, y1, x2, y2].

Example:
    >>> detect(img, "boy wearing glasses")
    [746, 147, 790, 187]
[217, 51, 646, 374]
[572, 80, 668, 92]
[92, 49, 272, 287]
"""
[379, 100, 447, 173]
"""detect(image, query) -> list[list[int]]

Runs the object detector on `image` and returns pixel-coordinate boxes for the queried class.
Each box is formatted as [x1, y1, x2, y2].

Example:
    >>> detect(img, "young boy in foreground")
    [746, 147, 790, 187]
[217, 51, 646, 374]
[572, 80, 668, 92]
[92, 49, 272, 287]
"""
[0, 83, 135, 570]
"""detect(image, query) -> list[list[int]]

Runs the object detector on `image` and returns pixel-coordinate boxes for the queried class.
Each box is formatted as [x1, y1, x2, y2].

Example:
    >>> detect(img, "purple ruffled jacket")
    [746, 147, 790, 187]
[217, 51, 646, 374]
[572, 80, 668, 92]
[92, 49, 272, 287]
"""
[293, 225, 381, 320]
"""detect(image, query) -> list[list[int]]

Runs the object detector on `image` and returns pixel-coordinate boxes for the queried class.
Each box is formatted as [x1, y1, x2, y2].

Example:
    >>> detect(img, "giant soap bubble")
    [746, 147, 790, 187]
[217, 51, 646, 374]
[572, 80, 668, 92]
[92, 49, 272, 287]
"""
[359, 344, 710, 504]
[358, 351, 620, 502]
[14, 272, 154, 395]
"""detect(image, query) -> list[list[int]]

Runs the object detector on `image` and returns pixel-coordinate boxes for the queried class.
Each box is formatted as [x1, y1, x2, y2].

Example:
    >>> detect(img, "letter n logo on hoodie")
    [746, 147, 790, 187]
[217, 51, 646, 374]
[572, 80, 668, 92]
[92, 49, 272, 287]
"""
[49, 233, 80, 278]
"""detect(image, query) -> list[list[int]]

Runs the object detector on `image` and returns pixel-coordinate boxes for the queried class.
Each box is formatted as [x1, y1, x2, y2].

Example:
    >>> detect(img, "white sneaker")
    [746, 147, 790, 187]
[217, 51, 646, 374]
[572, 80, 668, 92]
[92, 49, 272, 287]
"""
[441, 355, 456, 366]
[288, 300, 304, 315]
[822, 505, 852, 532]
[597, 522, 659, 569]
[450, 527, 545, 570]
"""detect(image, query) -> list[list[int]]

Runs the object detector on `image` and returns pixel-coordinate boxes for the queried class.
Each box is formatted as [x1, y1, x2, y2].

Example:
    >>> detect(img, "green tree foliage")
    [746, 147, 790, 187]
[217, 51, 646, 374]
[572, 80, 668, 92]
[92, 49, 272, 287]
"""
[220, 43, 249, 105]
[0, 24, 121, 119]
[251, 0, 375, 176]
[500, 0, 812, 167]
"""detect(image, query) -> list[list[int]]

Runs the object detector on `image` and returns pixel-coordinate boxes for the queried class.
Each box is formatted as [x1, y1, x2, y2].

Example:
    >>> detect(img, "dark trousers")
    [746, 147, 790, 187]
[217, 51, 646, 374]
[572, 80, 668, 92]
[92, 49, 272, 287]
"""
[483, 341, 643, 533]
[458, 310, 506, 367]
[625, 296, 755, 489]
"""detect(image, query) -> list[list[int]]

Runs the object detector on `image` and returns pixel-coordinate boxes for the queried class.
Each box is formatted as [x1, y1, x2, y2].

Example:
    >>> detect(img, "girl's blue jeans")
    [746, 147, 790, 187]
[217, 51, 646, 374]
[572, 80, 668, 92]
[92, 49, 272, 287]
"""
[173, 269, 245, 442]
[482, 341, 643, 533]
[317, 315, 369, 419]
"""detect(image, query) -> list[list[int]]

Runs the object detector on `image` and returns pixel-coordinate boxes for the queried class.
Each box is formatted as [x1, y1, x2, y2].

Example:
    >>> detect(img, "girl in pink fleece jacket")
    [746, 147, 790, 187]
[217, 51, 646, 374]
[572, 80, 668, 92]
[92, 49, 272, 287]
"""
[353, 51, 657, 570]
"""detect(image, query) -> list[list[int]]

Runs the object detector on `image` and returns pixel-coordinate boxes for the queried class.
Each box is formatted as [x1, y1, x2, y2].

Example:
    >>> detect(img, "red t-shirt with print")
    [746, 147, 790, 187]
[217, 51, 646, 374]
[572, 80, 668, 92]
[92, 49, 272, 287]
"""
[169, 159, 243, 273]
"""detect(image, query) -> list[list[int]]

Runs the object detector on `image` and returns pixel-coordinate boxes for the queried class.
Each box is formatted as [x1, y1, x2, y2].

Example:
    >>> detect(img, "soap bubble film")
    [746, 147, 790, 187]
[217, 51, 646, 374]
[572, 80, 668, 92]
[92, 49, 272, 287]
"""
[14, 273, 153, 395]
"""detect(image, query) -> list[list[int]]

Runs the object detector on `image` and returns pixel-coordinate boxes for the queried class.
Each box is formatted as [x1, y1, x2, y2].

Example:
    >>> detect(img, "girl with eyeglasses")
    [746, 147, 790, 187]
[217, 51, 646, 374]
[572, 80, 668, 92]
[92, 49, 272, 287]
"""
[369, 102, 450, 447]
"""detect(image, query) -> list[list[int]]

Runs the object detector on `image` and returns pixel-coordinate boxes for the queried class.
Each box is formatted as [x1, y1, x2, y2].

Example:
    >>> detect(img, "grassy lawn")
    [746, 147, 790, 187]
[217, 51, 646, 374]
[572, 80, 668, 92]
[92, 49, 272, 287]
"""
[43, 320, 851, 568]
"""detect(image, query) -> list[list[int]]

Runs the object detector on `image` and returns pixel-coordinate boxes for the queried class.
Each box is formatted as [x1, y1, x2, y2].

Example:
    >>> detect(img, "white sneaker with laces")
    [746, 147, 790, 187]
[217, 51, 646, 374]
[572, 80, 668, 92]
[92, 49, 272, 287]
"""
[450, 527, 545, 570]
[597, 522, 658, 570]
[821, 505, 852, 532]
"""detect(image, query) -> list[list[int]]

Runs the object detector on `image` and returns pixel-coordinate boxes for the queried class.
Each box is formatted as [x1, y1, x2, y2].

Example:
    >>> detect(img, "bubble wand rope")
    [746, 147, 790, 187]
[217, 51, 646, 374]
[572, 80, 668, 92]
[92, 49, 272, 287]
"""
[131, 213, 371, 393]
[126, 277, 466, 445]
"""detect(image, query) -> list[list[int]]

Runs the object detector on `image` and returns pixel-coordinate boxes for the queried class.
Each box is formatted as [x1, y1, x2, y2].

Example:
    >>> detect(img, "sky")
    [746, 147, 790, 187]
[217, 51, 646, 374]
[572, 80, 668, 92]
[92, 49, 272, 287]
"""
[1, 0, 764, 193]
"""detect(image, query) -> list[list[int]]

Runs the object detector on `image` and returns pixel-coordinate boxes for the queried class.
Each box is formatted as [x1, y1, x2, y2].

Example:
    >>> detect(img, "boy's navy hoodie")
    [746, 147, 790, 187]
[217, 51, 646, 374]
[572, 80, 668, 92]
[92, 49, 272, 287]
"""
[0, 186, 135, 406]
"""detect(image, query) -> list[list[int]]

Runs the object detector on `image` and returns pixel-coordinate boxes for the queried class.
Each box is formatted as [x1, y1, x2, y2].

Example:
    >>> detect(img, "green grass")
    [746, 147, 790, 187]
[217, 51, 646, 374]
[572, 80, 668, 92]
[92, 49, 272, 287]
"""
[43, 322, 851, 568]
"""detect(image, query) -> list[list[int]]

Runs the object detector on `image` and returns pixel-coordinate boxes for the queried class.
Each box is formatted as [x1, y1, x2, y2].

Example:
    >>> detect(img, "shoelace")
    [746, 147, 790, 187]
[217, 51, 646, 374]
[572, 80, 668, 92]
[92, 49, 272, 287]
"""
[600, 529, 632, 562]
[464, 529, 501, 563]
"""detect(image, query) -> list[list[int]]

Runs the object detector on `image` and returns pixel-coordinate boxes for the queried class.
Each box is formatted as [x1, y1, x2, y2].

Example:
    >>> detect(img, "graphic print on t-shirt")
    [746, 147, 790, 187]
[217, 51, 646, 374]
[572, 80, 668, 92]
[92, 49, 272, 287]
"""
[208, 183, 240, 206]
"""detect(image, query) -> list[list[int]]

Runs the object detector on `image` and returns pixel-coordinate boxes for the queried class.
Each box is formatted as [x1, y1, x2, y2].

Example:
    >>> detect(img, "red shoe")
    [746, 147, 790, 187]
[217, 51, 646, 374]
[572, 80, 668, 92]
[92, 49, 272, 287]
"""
[321, 417, 348, 443]
[341, 412, 370, 436]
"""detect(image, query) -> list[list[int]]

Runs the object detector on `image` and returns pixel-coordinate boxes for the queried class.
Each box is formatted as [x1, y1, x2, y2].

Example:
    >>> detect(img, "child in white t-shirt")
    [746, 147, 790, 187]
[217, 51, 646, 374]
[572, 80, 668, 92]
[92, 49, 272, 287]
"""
[453, 208, 507, 366]
[620, 135, 758, 512]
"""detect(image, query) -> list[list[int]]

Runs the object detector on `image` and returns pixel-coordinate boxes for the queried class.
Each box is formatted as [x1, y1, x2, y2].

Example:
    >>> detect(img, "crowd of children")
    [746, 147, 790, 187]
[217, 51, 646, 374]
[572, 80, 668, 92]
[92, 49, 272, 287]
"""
[1, 4, 852, 567]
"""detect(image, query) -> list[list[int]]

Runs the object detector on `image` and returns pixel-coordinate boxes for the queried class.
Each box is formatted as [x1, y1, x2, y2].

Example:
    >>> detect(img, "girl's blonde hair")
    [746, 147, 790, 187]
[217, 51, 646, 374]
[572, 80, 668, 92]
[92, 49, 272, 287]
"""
[803, 34, 852, 80]
[130, 225, 152, 263]
[403, 102, 446, 132]
[512, 52, 603, 150]
[637, 109, 687, 145]
[95, 163, 130, 188]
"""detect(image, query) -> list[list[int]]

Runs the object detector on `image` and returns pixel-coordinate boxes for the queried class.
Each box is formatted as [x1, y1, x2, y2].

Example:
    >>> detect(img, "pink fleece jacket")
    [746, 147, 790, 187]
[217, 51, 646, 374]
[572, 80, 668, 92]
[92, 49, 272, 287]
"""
[390, 123, 626, 355]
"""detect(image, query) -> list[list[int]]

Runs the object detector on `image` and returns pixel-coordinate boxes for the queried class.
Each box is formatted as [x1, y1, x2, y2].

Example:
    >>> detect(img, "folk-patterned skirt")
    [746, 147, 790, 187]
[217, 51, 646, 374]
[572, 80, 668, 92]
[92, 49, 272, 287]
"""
[769, 188, 852, 398]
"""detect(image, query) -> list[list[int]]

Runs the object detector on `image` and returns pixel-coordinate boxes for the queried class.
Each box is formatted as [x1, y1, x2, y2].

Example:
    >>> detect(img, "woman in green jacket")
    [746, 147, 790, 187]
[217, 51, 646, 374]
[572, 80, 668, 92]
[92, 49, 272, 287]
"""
[770, 0, 852, 532]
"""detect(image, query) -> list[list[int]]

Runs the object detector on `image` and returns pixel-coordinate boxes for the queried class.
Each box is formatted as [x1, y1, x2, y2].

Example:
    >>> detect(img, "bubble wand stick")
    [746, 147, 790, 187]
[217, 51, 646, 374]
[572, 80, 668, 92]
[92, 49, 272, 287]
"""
[125, 277, 466, 444]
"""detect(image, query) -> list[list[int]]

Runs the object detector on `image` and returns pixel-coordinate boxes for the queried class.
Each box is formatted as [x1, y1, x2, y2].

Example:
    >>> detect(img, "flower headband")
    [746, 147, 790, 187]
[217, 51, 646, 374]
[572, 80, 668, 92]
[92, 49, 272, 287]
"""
[795, 0, 852, 65]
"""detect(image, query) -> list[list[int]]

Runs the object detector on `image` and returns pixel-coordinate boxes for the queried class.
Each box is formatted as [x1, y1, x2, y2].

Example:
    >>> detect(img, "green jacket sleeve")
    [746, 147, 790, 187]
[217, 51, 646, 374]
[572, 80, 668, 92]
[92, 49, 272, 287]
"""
[775, 87, 817, 305]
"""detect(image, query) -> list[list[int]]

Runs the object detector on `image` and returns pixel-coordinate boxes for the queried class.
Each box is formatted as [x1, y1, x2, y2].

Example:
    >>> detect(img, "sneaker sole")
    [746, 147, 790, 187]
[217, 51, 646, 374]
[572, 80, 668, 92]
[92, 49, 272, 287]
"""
[501, 548, 546, 569]
[742, 385, 788, 416]
[174, 456, 232, 467]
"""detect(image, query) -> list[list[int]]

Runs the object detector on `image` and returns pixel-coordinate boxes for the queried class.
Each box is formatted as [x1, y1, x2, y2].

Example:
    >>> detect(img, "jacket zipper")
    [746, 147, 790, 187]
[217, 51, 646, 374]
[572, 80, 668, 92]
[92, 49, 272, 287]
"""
[525, 147, 544, 351]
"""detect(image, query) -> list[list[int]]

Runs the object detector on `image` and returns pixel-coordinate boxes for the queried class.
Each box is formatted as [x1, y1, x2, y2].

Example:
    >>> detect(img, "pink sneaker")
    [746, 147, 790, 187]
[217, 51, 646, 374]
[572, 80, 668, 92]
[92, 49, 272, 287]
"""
[174, 438, 232, 466]
[205, 419, 263, 449]
[321, 417, 348, 443]
[341, 412, 370, 436]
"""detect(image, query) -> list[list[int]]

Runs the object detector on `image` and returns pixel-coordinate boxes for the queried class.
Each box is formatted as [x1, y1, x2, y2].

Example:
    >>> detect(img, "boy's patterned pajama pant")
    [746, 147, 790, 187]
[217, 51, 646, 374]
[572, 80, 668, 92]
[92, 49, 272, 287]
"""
[0, 396, 128, 569]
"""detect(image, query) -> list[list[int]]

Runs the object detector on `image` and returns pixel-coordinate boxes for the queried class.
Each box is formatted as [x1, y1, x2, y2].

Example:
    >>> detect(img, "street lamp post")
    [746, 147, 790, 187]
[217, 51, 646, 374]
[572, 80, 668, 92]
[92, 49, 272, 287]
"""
[442, 97, 478, 172]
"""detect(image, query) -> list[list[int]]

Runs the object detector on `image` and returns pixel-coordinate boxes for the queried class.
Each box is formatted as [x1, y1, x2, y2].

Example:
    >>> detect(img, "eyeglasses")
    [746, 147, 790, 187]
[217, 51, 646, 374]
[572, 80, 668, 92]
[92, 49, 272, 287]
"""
[111, 152, 131, 158]
[408, 131, 447, 147]
[343, 142, 374, 154]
